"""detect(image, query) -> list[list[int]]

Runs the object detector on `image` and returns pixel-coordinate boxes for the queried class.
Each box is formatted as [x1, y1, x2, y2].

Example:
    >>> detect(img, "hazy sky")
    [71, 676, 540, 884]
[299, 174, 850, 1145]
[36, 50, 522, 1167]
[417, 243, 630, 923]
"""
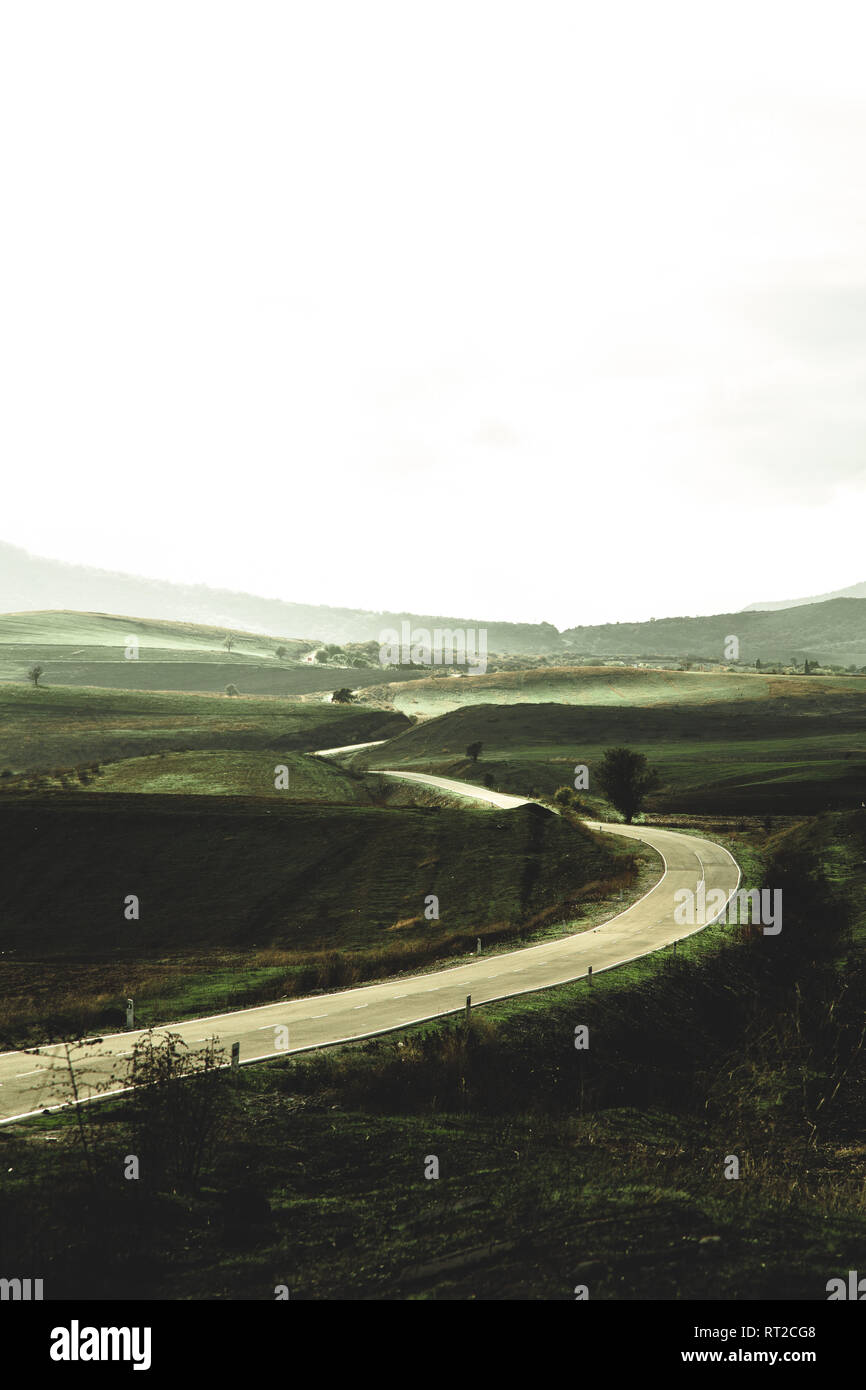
[2, 1, 865, 627]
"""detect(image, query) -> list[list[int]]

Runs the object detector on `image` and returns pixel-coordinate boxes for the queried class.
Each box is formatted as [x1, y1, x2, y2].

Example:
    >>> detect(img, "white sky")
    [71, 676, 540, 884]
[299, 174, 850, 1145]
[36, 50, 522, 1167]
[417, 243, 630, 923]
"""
[2, 0, 865, 627]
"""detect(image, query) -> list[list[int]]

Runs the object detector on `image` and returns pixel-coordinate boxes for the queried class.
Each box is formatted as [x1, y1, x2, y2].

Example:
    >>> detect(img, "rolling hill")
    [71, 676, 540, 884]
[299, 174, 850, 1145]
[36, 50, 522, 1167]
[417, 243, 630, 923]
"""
[3, 541, 866, 663]
[354, 669, 866, 815]
[745, 579, 866, 611]
[0, 610, 429, 697]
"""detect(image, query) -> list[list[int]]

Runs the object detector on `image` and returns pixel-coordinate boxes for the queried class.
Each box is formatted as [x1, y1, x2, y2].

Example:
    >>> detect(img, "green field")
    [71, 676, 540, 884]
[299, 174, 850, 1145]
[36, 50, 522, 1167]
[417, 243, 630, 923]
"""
[0, 609, 313, 657]
[5, 613, 866, 1301]
[0, 683, 407, 775]
[0, 790, 637, 1041]
[0, 610, 427, 698]
[3, 812, 864, 1300]
[362, 663, 866, 717]
[354, 677, 866, 816]
[75, 749, 374, 801]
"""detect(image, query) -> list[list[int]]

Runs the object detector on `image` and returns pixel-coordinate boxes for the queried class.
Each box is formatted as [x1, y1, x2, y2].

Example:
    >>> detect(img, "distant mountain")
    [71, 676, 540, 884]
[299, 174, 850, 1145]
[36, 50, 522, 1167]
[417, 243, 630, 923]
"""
[3, 540, 865, 665]
[560, 598, 866, 667]
[744, 580, 866, 611]
[0, 540, 559, 654]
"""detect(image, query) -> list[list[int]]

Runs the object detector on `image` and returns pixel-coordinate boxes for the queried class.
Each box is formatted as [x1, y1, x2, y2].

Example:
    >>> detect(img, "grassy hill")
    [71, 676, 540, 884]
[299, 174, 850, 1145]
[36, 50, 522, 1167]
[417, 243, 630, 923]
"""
[0, 683, 407, 775]
[0, 543, 560, 652]
[0, 610, 438, 697]
[360, 662, 866, 718]
[355, 672, 866, 815]
[4, 541, 865, 662]
[0, 610, 312, 657]
[0, 792, 633, 1041]
[5, 811, 866, 1301]
[75, 749, 374, 801]
[561, 596, 866, 666]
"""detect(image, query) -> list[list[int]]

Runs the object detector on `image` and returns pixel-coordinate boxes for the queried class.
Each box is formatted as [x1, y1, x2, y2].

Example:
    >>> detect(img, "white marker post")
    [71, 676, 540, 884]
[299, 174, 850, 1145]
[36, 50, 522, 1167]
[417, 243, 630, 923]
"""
[231, 1041, 240, 1072]
[476, 937, 482, 955]
[126, 998, 135, 1030]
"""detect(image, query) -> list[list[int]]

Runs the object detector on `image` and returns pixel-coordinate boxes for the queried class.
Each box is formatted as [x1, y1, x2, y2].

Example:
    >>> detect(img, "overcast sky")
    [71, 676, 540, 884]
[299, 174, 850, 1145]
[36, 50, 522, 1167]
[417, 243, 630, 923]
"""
[2, 1, 865, 627]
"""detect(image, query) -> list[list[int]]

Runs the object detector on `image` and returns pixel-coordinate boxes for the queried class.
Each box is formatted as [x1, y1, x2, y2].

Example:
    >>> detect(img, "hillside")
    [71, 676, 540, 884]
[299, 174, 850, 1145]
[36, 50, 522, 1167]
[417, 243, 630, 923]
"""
[745, 579, 866, 611]
[356, 673, 866, 815]
[0, 683, 408, 775]
[560, 597, 866, 666]
[0, 542, 559, 653]
[4, 543, 865, 663]
[357, 663, 866, 718]
[0, 792, 628, 1041]
[0, 609, 430, 697]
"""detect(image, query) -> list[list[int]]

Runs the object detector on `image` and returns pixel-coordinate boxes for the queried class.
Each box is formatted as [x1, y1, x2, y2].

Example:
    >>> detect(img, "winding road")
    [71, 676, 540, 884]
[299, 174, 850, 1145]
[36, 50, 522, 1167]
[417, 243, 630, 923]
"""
[0, 754, 739, 1125]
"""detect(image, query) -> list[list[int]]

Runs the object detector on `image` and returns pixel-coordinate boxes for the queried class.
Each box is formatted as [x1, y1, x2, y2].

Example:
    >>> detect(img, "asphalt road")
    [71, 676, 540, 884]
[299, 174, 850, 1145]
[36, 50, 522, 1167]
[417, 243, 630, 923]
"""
[0, 764, 739, 1125]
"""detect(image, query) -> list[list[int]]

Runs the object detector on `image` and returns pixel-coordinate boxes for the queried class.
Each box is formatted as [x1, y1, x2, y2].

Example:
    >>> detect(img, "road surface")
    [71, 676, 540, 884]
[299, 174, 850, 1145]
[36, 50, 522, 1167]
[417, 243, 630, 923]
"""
[0, 761, 739, 1124]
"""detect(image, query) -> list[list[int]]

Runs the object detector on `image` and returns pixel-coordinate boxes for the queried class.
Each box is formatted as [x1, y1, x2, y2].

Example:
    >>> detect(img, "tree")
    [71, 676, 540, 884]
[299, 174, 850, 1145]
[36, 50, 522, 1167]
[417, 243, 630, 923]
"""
[223, 635, 235, 653]
[27, 664, 44, 687]
[596, 747, 659, 823]
[332, 688, 355, 704]
[225, 684, 239, 697]
[466, 741, 483, 762]
[275, 645, 287, 660]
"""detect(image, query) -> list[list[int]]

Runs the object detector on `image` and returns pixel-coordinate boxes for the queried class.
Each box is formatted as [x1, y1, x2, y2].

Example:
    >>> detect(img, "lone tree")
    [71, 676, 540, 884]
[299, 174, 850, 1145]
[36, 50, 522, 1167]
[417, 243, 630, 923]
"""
[27, 664, 44, 687]
[225, 684, 239, 697]
[466, 741, 483, 762]
[332, 688, 355, 704]
[223, 635, 235, 653]
[275, 645, 287, 660]
[596, 746, 659, 823]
